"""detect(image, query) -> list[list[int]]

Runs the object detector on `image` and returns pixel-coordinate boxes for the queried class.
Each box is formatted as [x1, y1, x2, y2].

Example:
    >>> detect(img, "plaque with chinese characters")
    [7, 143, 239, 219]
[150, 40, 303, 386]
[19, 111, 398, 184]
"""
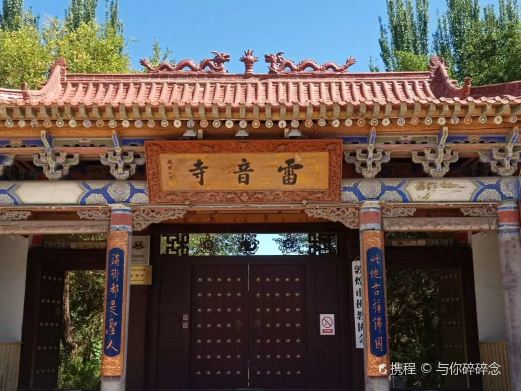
[146, 140, 342, 204]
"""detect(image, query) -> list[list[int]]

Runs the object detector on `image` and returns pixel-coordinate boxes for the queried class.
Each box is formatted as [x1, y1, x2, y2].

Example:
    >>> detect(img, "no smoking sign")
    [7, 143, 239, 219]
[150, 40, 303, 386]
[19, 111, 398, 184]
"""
[319, 314, 336, 335]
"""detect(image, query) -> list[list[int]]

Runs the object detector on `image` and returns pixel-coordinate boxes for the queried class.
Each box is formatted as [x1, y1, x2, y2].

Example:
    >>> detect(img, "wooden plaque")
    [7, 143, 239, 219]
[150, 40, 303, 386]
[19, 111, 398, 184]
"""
[130, 265, 152, 285]
[146, 140, 342, 204]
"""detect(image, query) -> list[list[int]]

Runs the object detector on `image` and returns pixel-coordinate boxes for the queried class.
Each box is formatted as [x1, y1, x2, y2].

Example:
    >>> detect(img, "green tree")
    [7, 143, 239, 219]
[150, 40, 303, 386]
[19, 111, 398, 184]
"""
[0, 25, 52, 88]
[65, 0, 98, 31]
[0, 0, 36, 31]
[376, 0, 521, 84]
[434, 0, 521, 84]
[375, 0, 430, 71]
[57, 0, 129, 73]
[105, 0, 122, 35]
[59, 270, 104, 389]
[1, 0, 22, 30]
[44, 20, 130, 74]
[0, 0, 130, 88]
[147, 38, 173, 68]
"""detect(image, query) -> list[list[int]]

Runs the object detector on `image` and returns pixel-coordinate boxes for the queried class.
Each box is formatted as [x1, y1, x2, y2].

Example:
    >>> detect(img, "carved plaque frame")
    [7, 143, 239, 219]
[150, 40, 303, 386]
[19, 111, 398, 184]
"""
[146, 140, 342, 204]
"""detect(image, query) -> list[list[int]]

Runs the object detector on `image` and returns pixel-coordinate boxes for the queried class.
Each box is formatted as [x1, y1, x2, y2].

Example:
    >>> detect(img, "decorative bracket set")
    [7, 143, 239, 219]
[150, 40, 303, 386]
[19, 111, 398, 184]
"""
[411, 127, 458, 177]
[1, 130, 146, 180]
[479, 127, 521, 176]
[344, 128, 391, 178]
[100, 131, 146, 180]
[344, 126, 520, 178]
[1, 126, 520, 179]
[33, 131, 80, 180]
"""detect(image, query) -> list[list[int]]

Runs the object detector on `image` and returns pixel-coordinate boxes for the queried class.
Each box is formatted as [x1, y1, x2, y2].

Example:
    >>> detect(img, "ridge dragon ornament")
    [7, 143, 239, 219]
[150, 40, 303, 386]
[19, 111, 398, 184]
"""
[140, 51, 231, 73]
[264, 52, 356, 74]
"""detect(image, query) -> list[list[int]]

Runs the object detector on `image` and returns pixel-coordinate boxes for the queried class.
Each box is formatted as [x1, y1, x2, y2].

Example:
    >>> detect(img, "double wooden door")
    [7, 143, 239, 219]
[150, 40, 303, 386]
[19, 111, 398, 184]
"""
[148, 256, 353, 390]
[190, 264, 307, 389]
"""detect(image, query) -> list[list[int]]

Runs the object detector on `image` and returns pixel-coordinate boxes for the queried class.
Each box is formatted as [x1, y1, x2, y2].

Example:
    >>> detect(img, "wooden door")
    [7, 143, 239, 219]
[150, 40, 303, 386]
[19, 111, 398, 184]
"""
[19, 249, 105, 390]
[31, 268, 65, 389]
[249, 264, 307, 388]
[190, 265, 249, 388]
[149, 258, 351, 390]
[148, 225, 358, 391]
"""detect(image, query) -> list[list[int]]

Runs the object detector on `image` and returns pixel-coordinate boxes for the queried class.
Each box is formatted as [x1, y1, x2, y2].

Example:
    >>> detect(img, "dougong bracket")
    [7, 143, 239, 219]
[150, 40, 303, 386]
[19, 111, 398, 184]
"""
[33, 130, 79, 180]
[344, 128, 390, 178]
[412, 127, 458, 177]
[100, 131, 146, 180]
[479, 127, 521, 176]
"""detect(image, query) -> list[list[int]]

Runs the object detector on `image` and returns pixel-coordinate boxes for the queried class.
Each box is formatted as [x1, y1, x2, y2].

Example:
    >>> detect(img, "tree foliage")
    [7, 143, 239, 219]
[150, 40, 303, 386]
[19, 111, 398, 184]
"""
[433, 0, 521, 84]
[147, 38, 173, 68]
[376, 0, 521, 84]
[0, 0, 35, 30]
[58, 270, 104, 389]
[105, 0, 122, 35]
[375, 0, 429, 71]
[0, 0, 129, 89]
[44, 19, 129, 74]
[65, 0, 98, 31]
[388, 268, 442, 387]
[0, 25, 52, 88]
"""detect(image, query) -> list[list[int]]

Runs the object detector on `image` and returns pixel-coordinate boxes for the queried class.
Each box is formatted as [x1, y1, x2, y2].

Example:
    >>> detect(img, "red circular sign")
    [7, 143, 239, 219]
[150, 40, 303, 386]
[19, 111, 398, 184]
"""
[321, 316, 333, 328]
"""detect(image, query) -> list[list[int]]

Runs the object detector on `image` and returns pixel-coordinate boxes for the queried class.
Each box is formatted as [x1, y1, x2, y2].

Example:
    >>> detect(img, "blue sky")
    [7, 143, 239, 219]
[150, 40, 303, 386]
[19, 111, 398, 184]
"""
[25, 0, 500, 72]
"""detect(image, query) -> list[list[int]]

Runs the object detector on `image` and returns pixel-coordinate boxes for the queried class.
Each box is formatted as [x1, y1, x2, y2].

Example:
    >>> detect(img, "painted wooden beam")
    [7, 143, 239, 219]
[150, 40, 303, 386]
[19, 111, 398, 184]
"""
[0, 177, 518, 206]
[382, 216, 497, 231]
[0, 220, 108, 234]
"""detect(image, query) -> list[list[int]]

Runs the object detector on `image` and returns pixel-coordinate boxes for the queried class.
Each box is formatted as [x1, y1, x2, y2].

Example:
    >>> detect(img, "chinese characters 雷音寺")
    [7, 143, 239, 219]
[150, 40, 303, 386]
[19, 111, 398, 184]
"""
[277, 158, 303, 185]
[189, 159, 208, 186]
[233, 158, 254, 185]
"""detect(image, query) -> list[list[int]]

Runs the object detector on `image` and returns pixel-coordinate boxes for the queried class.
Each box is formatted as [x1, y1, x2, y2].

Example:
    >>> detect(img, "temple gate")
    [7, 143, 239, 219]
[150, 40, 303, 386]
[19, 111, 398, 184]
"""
[0, 52, 519, 391]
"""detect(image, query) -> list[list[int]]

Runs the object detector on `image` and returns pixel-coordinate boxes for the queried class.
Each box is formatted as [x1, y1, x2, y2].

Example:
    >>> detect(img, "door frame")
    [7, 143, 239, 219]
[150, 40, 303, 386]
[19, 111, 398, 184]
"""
[145, 223, 362, 391]
[19, 249, 105, 391]
[386, 246, 482, 391]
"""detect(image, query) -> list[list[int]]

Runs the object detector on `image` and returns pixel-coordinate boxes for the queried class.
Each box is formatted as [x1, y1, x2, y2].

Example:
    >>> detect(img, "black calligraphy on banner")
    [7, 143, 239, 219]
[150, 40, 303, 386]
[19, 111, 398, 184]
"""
[277, 158, 304, 185]
[367, 247, 388, 357]
[233, 158, 254, 185]
[352, 260, 364, 349]
[104, 247, 124, 358]
[189, 159, 208, 186]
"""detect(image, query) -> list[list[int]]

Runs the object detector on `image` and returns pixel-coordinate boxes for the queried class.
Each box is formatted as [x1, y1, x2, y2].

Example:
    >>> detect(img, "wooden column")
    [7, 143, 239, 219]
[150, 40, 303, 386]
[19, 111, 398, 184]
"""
[497, 201, 521, 391]
[359, 201, 390, 391]
[101, 205, 132, 391]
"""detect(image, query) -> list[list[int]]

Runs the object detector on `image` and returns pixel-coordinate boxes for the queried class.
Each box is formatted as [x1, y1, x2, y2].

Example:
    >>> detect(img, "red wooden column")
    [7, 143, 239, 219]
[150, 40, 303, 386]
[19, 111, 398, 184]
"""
[101, 204, 132, 391]
[359, 201, 390, 391]
[497, 201, 521, 391]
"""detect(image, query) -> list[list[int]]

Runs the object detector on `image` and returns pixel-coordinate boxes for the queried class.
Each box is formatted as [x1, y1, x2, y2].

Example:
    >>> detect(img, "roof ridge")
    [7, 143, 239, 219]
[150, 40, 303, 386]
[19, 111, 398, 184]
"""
[0, 56, 518, 107]
[25, 58, 68, 102]
[428, 56, 471, 99]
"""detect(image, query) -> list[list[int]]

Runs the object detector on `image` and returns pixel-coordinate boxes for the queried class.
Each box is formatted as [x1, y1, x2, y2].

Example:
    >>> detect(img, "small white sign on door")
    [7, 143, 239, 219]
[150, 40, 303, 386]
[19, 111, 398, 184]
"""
[131, 236, 150, 265]
[319, 314, 335, 335]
